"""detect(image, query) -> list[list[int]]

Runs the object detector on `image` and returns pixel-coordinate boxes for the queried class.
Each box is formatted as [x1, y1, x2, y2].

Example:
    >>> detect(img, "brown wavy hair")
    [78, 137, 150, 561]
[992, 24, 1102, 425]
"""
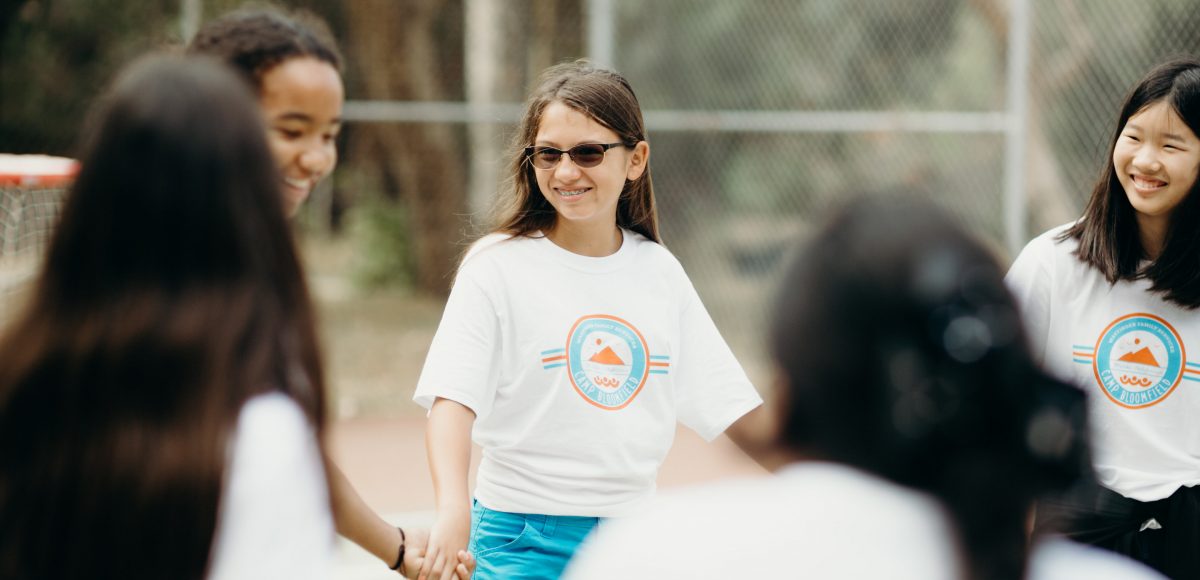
[491, 60, 660, 243]
[0, 56, 327, 580]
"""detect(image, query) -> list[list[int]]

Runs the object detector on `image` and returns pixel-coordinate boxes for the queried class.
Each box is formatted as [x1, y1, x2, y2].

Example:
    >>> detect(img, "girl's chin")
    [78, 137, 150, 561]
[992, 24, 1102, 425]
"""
[283, 187, 310, 215]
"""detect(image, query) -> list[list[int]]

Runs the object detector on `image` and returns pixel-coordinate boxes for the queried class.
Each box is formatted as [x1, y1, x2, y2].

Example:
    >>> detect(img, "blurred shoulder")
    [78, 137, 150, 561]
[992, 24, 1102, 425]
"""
[1028, 537, 1166, 580]
[235, 392, 311, 447]
[566, 463, 958, 579]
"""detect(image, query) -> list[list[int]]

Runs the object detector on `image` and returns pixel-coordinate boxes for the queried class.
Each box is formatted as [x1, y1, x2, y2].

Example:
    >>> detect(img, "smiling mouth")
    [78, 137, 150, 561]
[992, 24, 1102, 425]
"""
[558, 188, 589, 198]
[284, 177, 314, 195]
[1132, 175, 1167, 191]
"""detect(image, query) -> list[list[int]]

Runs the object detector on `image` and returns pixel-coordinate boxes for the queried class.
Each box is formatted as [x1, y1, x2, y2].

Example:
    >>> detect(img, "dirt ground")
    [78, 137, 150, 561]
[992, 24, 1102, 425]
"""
[302, 235, 443, 421]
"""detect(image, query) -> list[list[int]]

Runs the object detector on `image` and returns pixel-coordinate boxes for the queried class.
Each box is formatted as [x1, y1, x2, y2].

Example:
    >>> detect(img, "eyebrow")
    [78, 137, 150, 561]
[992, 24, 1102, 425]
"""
[272, 112, 343, 126]
[533, 140, 607, 147]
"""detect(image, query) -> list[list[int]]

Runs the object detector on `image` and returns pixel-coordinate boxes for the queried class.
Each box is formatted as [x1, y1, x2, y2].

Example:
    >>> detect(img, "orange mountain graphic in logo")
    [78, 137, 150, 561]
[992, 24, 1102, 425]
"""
[589, 346, 626, 366]
[1118, 347, 1160, 367]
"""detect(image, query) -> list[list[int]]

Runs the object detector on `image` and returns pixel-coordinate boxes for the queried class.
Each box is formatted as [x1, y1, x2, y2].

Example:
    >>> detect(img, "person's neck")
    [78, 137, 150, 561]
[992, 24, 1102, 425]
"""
[545, 222, 623, 257]
[1137, 214, 1168, 261]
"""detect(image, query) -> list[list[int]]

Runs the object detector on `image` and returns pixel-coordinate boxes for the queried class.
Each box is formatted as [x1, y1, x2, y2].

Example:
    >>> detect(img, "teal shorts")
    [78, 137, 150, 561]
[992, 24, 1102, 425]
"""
[468, 499, 601, 580]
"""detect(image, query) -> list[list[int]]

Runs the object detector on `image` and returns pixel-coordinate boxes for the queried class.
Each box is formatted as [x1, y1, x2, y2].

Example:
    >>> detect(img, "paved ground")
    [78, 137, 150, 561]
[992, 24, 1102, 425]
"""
[328, 415, 768, 579]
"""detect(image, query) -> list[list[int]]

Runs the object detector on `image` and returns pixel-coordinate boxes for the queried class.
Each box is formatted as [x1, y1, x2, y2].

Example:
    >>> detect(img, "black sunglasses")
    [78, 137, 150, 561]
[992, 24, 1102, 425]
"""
[524, 142, 626, 170]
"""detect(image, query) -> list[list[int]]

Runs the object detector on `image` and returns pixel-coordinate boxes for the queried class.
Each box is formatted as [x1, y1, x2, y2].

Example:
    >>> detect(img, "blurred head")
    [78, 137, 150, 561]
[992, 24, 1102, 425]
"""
[188, 8, 344, 215]
[0, 55, 325, 580]
[494, 60, 658, 242]
[50, 55, 316, 349]
[769, 195, 1088, 580]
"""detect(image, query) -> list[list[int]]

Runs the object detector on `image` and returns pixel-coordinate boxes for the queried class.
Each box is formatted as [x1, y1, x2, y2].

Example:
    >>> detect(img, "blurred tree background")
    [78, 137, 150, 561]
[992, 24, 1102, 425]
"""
[3, 0, 1200, 385]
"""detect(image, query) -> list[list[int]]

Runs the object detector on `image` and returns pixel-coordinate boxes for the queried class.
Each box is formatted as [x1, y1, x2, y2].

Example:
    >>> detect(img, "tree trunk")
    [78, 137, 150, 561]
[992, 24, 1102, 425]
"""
[344, 0, 467, 296]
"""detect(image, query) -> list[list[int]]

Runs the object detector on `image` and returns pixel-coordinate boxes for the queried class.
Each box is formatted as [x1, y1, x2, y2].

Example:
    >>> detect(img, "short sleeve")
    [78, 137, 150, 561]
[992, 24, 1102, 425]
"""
[412, 262, 502, 418]
[673, 277, 763, 441]
[1005, 232, 1056, 365]
[207, 394, 333, 580]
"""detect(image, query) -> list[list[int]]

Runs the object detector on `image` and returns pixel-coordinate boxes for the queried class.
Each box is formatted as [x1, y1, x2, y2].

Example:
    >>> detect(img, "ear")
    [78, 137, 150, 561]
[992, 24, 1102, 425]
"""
[625, 141, 649, 181]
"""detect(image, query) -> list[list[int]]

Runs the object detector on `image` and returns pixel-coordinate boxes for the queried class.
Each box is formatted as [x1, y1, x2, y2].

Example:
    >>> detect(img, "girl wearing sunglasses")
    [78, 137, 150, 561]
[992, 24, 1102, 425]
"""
[413, 60, 763, 580]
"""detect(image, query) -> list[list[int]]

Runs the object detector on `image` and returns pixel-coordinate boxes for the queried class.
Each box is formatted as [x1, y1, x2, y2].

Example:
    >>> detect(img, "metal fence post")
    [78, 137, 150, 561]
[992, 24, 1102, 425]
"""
[587, 0, 616, 68]
[180, 0, 201, 43]
[466, 0, 503, 216]
[1003, 0, 1032, 256]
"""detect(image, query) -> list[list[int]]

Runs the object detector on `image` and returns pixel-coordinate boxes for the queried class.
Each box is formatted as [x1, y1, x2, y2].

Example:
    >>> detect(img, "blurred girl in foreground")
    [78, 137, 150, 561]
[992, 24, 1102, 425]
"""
[0, 56, 332, 580]
[567, 195, 1163, 580]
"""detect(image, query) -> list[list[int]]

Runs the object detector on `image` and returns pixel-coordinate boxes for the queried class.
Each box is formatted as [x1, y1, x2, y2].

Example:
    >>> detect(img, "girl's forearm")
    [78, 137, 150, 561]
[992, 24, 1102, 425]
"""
[327, 461, 404, 564]
[427, 398, 476, 512]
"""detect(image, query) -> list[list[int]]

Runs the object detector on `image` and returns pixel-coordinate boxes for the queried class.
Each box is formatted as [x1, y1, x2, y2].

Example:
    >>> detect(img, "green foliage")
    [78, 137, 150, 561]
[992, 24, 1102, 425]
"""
[347, 195, 415, 291]
[0, 0, 345, 156]
[0, 0, 181, 154]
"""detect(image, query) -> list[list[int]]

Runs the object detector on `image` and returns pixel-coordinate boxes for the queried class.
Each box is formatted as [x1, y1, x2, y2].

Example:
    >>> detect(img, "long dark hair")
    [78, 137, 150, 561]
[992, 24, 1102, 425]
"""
[1063, 57, 1200, 308]
[187, 6, 343, 92]
[0, 56, 327, 580]
[492, 60, 660, 243]
[770, 195, 1089, 580]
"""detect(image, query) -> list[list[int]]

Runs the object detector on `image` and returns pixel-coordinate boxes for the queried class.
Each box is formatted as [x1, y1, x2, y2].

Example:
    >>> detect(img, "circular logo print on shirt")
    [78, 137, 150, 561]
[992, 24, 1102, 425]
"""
[566, 315, 649, 410]
[1093, 313, 1185, 409]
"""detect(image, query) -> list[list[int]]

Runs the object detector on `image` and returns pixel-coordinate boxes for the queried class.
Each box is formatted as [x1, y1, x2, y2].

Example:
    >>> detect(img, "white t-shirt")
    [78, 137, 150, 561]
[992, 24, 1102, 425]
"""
[207, 393, 334, 580]
[1029, 537, 1165, 580]
[564, 462, 1164, 580]
[413, 230, 762, 517]
[1007, 224, 1200, 501]
[564, 462, 961, 579]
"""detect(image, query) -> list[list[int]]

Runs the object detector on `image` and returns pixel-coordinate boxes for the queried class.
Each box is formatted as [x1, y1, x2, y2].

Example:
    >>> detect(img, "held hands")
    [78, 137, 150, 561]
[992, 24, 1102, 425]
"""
[394, 526, 474, 579]
[398, 526, 474, 579]
[417, 507, 472, 580]
[399, 527, 427, 576]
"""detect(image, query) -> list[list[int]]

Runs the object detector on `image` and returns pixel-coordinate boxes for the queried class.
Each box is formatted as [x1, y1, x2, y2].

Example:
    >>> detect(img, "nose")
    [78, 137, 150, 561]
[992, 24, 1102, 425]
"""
[298, 143, 335, 178]
[1131, 145, 1161, 173]
[552, 153, 583, 181]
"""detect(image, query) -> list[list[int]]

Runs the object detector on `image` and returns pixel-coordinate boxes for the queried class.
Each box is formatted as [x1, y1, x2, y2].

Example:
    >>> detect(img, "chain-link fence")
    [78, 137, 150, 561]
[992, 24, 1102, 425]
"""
[0, 156, 76, 326]
[333, 0, 1200, 378]
[3, 0, 1200, 380]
